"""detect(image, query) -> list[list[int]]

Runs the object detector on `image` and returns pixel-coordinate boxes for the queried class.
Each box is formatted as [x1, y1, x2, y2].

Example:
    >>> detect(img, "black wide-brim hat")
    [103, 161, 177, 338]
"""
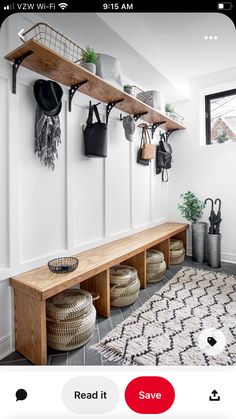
[34, 79, 63, 116]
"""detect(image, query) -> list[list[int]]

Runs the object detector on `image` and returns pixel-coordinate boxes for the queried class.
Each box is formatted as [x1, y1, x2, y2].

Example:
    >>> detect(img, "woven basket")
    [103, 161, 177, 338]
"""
[170, 248, 184, 258]
[110, 265, 140, 307]
[146, 249, 166, 283]
[134, 87, 165, 113]
[147, 260, 166, 283]
[46, 289, 96, 351]
[47, 289, 92, 321]
[147, 259, 166, 273]
[170, 239, 184, 251]
[146, 249, 164, 264]
[170, 248, 186, 265]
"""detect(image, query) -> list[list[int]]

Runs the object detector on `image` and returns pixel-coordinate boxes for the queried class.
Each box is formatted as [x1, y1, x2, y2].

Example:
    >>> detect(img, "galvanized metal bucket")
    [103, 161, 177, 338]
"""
[207, 233, 221, 268]
[192, 222, 208, 263]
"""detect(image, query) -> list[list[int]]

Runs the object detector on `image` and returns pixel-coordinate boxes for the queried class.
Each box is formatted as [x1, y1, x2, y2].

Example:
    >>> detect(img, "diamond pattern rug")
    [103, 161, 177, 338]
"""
[91, 266, 236, 365]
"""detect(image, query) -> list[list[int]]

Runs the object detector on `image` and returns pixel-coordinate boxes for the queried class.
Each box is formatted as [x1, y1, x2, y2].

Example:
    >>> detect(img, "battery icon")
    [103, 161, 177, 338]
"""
[217, 2, 233, 10]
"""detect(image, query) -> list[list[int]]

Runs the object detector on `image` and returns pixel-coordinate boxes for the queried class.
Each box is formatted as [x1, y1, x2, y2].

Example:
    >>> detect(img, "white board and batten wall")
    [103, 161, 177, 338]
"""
[0, 14, 168, 359]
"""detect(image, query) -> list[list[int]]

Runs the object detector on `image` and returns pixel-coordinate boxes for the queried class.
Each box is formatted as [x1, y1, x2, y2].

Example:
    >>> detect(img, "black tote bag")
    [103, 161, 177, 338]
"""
[84, 104, 108, 157]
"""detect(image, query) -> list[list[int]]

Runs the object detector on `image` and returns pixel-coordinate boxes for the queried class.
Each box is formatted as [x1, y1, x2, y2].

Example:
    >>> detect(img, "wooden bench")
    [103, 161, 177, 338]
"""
[10, 222, 188, 365]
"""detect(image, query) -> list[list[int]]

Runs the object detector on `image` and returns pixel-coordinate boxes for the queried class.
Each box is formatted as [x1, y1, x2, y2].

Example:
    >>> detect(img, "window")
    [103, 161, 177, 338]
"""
[205, 89, 236, 145]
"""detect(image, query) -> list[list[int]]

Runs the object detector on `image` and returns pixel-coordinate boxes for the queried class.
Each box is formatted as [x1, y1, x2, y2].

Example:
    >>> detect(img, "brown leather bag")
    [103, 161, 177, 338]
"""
[141, 125, 155, 160]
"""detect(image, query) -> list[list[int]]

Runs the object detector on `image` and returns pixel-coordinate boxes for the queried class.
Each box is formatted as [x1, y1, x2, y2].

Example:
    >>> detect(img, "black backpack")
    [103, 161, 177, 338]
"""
[156, 133, 173, 182]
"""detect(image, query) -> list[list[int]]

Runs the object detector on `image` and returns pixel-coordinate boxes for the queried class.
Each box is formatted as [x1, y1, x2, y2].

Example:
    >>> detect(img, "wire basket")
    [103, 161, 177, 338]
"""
[20, 22, 83, 63]
[132, 86, 154, 106]
[133, 86, 166, 114]
[167, 111, 184, 125]
[48, 257, 79, 274]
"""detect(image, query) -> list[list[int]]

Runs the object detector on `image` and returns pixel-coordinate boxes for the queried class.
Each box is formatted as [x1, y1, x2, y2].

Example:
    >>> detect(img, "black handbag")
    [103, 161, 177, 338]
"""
[84, 104, 108, 157]
[137, 126, 150, 166]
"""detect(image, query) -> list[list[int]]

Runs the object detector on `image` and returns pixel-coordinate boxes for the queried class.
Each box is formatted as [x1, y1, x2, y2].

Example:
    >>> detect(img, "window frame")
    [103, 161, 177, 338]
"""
[205, 88, 236, 145]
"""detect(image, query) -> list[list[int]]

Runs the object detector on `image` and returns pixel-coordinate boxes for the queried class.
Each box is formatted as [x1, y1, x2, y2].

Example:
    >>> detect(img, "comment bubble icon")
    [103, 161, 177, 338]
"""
[16, 389, 27, 402]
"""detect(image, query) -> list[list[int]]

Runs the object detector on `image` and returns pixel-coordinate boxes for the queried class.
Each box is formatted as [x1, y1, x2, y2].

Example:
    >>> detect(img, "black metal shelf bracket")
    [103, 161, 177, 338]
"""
[133, 111, 148, 122]
[161, 129, 179, 141]
[69, 80, 88, 112]
[12, 50, 33, 94]
[106, 99, 123, 123]
[151, 121, 166, 139]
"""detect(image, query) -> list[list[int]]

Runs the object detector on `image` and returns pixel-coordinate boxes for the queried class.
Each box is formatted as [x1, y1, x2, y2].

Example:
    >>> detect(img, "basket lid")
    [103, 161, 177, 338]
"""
[170, 239, 184, 251]
[110, 265, 137, 286]
[46, 289, 92, 321]
[147, 249, 164, 262]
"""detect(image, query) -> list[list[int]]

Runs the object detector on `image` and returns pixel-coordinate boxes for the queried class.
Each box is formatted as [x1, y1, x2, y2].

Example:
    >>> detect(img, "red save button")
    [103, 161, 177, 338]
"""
[125, 376, 175, 414]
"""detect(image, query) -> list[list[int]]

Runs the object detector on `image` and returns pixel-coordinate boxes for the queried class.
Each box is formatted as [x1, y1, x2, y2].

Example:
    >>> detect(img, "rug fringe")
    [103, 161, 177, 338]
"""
[91, 343, 134, 365]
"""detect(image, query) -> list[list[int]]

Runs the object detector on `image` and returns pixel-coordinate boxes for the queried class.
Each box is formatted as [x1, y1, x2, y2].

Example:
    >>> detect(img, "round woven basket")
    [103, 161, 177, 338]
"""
[46, 289, 96, 351]
[170, 247, 184, 258]
[170, 239, 183, 251]
[110, 265, 140, 307]
[47, 289, 92, 321]
[170, 248, 185, 265]
[110, 265, 137, 286]
[147, 260, 166, 283]
[146, 249, 164, 264]
[147, 259, 166, 274]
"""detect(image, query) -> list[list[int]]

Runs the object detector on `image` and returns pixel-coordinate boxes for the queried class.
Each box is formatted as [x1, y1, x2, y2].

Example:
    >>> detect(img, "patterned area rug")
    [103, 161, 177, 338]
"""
[91, 266, 236, 365]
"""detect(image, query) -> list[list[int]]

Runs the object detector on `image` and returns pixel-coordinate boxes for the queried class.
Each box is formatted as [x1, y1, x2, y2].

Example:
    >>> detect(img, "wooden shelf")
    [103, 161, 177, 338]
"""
[5, 40, 185, 131]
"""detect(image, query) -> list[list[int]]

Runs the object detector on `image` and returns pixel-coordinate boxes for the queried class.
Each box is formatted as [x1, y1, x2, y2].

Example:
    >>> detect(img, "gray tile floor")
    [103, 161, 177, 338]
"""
[1, 257, 236, 366]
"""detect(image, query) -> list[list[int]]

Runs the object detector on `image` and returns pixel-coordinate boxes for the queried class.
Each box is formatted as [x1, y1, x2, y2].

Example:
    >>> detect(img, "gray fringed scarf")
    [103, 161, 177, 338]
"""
[34, 105, 61, 170]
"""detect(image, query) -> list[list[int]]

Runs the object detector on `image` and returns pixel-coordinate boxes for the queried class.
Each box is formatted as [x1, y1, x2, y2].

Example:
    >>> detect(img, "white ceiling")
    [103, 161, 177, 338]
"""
[98, 13, 236, 97]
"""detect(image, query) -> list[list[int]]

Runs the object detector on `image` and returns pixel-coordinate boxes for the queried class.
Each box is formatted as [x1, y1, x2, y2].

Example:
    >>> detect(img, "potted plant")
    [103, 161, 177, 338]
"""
[165, 103, 175, 118]
[123, 84, 133, 95]
[178, 191, 207, 262]
[81, 46, 97, 74]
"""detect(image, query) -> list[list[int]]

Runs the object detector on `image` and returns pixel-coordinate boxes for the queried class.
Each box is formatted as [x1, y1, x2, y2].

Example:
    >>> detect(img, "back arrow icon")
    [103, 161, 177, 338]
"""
[17, 29, 25, 42]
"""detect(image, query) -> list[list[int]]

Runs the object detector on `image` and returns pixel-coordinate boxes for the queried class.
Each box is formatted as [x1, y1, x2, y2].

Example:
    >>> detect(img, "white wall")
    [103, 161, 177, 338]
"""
[0, 14, 168, 359]
[168, 68, 236, 262]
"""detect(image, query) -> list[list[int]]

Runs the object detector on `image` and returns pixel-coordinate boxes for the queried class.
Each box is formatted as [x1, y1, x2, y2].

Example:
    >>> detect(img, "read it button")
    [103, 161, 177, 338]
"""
[62, 377, 119, 414]
[125, 376, 175, 414]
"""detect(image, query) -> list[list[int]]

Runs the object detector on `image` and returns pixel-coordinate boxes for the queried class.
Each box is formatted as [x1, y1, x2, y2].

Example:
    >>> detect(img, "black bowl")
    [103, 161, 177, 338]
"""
[48, 257, 79, 274]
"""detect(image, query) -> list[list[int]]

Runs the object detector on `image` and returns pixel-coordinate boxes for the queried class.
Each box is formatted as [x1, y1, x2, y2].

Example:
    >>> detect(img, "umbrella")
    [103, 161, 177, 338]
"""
[204, 198, 217, 234]
[214, 198, 222, 234]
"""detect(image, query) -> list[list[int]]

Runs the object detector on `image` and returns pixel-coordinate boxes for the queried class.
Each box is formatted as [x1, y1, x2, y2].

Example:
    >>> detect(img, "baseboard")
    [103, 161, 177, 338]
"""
[187, 247, 236, 264]
[0, 335, 12, 361]
[221, 252, 236, 264]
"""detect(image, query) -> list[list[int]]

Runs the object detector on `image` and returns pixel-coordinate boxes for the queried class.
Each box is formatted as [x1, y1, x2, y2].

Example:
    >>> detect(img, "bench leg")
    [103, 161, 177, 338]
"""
[152, 238, 170, 269]
[122, 251, 146, 289]
[82, 270, 110, 318]
[14, 288, 47, 365]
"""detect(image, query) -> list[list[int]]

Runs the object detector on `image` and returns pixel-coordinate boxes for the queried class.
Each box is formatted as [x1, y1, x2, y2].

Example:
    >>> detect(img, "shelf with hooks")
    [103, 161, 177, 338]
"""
[5, 39, 186, 131]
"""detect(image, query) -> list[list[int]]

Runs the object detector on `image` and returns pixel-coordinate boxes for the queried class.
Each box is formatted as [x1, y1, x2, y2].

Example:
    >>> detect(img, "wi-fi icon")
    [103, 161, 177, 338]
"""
[59, 3, 68, 10]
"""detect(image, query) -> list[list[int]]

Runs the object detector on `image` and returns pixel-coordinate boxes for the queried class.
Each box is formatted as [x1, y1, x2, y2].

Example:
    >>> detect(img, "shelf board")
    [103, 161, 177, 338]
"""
[5, 40, 185, 131]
